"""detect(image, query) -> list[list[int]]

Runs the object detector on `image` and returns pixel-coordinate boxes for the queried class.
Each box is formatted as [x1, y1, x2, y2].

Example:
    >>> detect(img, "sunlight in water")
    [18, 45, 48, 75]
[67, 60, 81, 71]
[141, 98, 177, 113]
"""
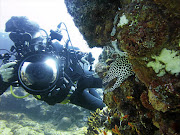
[0, 0, 102, 63]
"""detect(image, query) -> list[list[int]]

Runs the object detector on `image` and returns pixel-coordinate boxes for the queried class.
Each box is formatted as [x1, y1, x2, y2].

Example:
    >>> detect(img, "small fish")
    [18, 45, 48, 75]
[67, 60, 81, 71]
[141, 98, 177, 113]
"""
[135, 128, 141, 135]
[113, 95, 118, 103]
[112, 128, 116, 134]
[113, 112, 118, 117]
[115, 125, 121, 135]
[122, 114, 129, 119]
[107, 116, 111, 124]
[103, 130, 107, 135]
[126, 96, 134, 100]
[120, 114, 129, 121]
[128, 122, 134, 128]
[115, 124, 119, 131]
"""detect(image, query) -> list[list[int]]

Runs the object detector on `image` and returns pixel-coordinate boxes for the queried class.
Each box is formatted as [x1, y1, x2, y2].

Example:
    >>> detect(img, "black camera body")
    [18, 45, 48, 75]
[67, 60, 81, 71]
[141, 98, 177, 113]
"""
[0, 22, 89, 95]
[1, 27, 69, 94]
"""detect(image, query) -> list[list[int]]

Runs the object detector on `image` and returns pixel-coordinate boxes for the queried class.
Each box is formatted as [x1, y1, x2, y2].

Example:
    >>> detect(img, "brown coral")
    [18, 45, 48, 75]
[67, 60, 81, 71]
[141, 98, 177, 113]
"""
[148, 79, 180, 112]
[116, 1, 170, 56]
[140, 91, 154, 110]
[64, 0, 121, 47]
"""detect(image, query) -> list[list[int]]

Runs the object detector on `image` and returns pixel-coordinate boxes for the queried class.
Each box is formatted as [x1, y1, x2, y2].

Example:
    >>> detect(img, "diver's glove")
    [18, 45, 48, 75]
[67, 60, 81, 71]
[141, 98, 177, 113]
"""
[81, 55, 89, 65]
[0, 62, 16, 83]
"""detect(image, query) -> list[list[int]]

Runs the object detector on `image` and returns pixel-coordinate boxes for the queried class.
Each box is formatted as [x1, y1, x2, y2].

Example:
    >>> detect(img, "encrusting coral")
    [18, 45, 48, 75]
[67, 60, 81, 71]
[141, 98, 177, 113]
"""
[147, 48, 180, 77]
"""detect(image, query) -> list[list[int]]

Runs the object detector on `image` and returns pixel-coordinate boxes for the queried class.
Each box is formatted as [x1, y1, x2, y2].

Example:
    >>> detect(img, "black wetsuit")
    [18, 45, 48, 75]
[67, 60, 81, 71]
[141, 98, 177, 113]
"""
[41, 68, 105, 111]
[39, 43, 105, 111]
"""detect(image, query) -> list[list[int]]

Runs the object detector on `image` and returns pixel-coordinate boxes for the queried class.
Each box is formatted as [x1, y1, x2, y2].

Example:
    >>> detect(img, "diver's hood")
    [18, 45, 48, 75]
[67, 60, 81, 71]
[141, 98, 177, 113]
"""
[18, 53, 59, 95]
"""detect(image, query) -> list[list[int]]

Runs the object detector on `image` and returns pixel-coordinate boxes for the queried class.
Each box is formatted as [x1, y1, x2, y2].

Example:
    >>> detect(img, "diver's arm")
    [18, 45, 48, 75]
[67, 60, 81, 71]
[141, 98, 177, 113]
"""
[0, 62, 16, 95]
[70, 90, 105, 111]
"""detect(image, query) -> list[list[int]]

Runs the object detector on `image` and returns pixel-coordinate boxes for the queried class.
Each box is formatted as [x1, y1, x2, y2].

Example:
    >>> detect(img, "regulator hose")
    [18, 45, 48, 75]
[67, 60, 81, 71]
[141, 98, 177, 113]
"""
[10, 85, 30, 99]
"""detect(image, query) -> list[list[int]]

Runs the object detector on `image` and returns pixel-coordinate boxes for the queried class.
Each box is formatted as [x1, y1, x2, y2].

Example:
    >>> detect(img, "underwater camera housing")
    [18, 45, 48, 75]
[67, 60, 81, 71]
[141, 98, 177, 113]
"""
[14, 30, 63, 95]
[18, 52, 61, 95]
[0, 25, 68, 95]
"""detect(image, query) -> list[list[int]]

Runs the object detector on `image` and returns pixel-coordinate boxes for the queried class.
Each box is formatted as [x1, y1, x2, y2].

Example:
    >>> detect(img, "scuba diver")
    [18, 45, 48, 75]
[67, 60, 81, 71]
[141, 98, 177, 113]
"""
[0, 16, 105, 111]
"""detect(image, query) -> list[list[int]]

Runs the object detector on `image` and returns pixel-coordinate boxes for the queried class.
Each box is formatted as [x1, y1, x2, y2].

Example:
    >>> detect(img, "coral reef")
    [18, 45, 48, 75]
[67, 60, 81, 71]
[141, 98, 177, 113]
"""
[1, 0, 179, 134]
[65, 0, 180, 134]
[0, 111, 87, 135]
[0, 87, 91, 134]
[147, 48, 180, 76]
[153, 0, 180, 16]
[64, 0, 121, 47]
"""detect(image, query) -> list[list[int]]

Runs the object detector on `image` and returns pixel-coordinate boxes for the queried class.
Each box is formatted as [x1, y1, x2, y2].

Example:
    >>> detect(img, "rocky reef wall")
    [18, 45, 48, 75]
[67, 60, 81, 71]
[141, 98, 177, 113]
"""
[0, 87, 90, 134]
[65, 0, 180, 134]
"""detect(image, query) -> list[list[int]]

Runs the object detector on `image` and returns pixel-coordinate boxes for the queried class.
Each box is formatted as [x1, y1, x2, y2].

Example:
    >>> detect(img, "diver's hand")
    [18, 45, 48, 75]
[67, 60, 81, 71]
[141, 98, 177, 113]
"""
[81, 55, 89, 65]
[0, 62, 16, 83]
